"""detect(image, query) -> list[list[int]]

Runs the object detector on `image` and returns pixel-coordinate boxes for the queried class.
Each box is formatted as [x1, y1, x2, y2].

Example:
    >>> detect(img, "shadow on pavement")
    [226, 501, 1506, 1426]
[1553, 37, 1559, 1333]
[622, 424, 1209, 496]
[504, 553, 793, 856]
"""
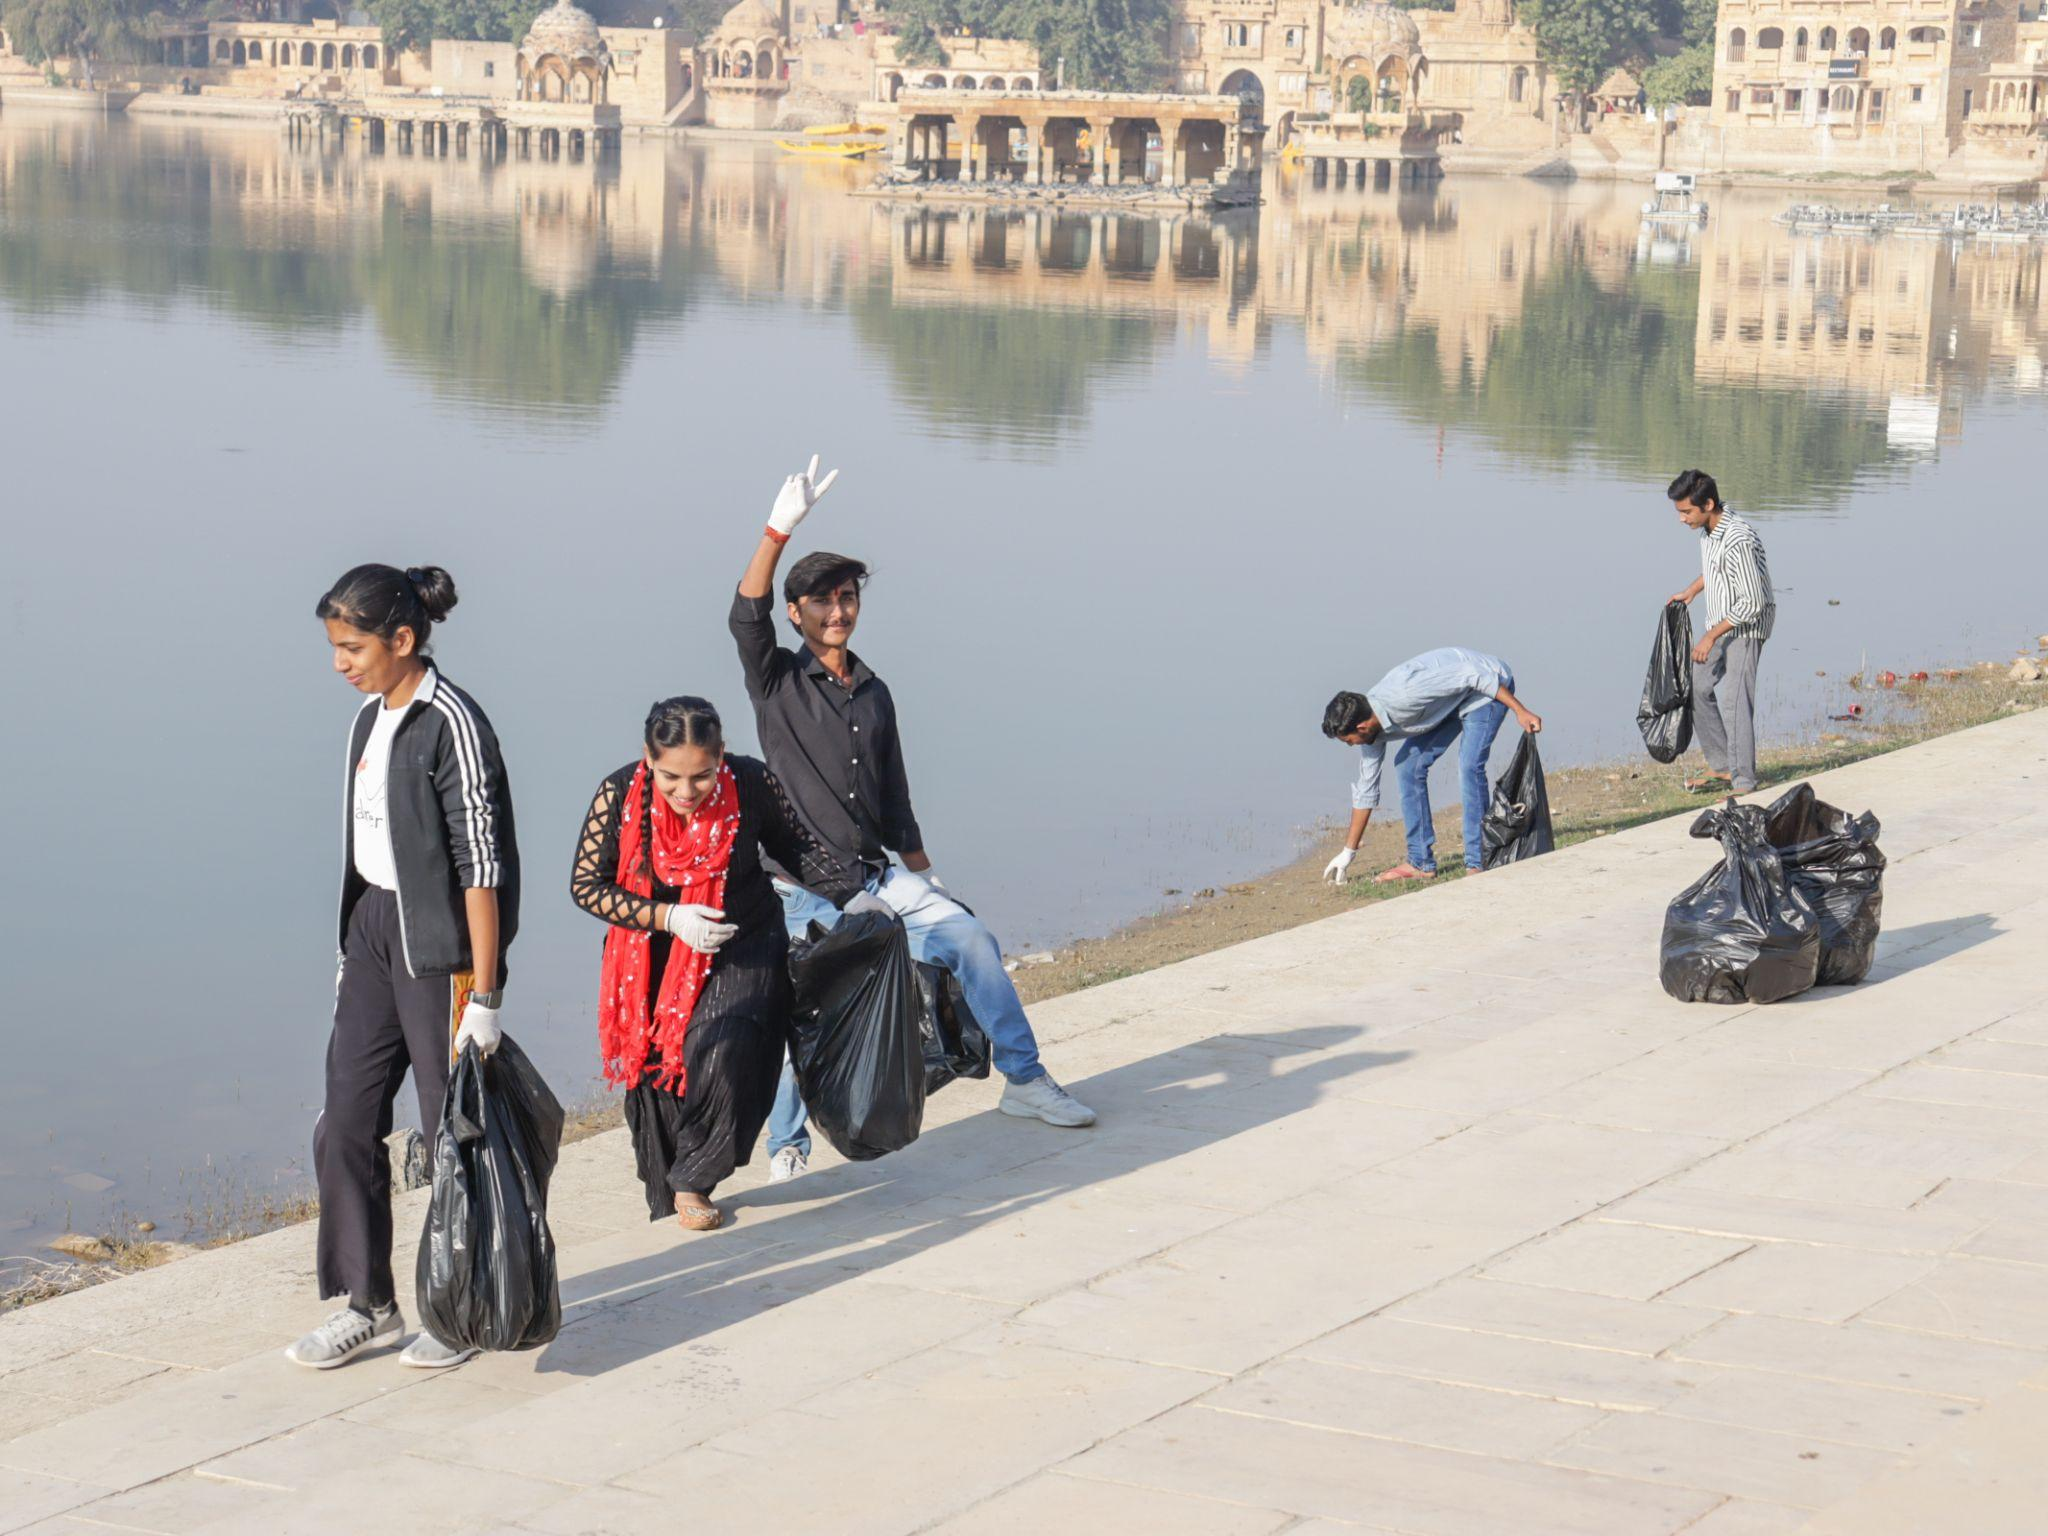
[536, 1024, 1410, 1377]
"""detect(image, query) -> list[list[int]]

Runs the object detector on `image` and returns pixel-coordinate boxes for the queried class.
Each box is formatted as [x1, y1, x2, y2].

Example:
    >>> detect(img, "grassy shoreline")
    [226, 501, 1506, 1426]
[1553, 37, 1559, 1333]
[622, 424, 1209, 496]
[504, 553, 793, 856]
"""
[6, 654, 2042, 1313]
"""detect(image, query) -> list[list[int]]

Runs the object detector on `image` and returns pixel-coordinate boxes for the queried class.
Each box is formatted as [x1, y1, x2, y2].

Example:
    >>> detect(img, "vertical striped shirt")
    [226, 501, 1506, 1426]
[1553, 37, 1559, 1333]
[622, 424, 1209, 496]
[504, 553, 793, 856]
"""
[1702, 510, 1775, 641]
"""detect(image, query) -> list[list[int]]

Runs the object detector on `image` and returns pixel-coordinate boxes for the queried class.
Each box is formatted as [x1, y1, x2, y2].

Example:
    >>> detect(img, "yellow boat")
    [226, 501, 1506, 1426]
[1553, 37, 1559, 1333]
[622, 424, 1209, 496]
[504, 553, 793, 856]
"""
[776, 138, 881, 158]
[802, 121, 886, 137]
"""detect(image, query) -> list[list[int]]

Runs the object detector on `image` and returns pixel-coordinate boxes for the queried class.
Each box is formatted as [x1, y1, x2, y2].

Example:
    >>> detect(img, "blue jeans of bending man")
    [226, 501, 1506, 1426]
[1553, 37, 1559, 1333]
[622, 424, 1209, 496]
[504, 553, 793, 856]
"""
[1393, 689, 1510, 876]
[766, 867, 1046, 1159]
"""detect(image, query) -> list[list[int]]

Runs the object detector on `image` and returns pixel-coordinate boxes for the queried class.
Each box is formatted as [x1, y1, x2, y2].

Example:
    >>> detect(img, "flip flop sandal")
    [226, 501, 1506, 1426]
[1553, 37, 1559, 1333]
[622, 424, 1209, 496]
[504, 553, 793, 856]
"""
[673, 1196, 724, 1232]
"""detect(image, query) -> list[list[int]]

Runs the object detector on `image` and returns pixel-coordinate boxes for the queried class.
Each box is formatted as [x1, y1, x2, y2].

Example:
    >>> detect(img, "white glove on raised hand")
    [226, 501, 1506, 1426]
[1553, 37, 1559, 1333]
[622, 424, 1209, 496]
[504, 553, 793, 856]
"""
[665, 903, 737, 955]
[766, 453, 841, 539]
[1322, 847, 1358, 884]
[455, 999, 502, 1057]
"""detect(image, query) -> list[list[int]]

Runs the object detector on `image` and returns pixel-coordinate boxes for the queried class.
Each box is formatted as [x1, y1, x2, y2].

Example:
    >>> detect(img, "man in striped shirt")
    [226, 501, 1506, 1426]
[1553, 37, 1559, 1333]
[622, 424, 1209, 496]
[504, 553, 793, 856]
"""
[1667, 468, 1775, 795]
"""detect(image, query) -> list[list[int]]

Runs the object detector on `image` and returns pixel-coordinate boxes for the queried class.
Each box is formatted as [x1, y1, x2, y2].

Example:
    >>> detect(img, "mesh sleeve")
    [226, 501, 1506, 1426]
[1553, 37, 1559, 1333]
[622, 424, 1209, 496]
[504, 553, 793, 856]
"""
[570, 775, 662, 931]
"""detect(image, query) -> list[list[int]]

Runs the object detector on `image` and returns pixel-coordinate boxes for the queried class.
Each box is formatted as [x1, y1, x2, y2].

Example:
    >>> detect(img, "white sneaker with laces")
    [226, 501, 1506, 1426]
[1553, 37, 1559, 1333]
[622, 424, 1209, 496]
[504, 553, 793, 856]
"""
[284, 1305, 402, 1369]
[769, 1145, 808, 1183]
[400, 1331, 478, 1370]
[998, 1074, 1097, 1128]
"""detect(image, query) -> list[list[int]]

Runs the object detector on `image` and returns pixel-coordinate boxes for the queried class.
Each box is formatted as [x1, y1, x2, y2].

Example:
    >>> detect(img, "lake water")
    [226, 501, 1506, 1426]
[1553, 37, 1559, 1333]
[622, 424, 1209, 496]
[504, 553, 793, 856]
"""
[1, 111, 2042, 1249]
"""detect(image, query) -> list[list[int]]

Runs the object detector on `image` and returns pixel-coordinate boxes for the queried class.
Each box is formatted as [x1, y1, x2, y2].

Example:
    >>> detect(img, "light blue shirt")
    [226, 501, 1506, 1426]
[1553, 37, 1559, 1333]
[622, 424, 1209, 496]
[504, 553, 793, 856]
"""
[1350, 647, 1511, 810]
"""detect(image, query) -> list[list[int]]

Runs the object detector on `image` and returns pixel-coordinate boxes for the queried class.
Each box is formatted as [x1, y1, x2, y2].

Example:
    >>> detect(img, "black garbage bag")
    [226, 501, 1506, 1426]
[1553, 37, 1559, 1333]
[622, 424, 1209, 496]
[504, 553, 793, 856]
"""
[1480, 733, 1555, 870]
[1660, 801, 1821, 1005]
[787, 909, 928, 1161]
[416, 1035, 563, 1352]
[1762, 782, 1886, 985]
[1638, 601, 1695, 764]
[916, 962, 993, 1095]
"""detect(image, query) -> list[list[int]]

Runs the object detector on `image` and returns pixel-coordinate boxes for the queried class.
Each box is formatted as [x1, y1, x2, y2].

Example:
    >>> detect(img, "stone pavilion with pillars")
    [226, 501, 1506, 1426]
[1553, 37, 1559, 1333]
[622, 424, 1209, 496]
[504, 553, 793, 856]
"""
[884, 86, 1263, 197]
[698, 0, 790, 128]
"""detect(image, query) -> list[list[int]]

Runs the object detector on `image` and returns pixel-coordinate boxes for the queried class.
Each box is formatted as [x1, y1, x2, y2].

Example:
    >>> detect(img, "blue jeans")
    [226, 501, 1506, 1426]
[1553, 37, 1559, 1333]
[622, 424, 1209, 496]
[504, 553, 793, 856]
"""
[766, 868, 1046, 1157]
[1393, 692, 1509, 875]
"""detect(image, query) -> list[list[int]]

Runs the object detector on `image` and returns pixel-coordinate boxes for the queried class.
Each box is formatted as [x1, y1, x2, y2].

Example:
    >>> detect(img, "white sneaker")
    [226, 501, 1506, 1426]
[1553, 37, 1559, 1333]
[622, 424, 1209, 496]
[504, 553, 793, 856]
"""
[998, 1074, 1097, 1128]
[400, 1331, 477, 1370]
[284, 1305, 402, 1369]
[769, 1145, 808, 1183]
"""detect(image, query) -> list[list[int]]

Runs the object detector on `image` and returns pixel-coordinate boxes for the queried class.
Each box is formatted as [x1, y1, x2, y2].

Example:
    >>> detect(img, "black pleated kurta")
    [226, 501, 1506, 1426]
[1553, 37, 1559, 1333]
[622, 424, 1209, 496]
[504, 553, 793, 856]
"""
[571, 754, 855, 1215]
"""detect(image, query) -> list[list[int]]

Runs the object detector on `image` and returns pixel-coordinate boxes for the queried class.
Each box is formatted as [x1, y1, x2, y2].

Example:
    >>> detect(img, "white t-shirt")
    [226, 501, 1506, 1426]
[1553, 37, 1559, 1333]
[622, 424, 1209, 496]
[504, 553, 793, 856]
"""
[352, 702, 409, 891]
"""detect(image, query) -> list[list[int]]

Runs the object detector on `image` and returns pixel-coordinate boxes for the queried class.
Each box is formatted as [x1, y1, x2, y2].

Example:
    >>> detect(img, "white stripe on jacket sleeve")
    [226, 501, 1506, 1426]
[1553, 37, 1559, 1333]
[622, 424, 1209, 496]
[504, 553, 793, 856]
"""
[432, 692, 502, 888]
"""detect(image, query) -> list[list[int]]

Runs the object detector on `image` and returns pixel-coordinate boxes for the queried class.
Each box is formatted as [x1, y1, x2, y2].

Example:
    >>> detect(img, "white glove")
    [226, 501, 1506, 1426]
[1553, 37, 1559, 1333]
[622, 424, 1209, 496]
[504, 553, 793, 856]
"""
[843, 891, 893, 920]
[1322, 847, 1357, 884]
[920, 870, 949, 895]
[666, 903, 737, 955]
[766, 452, 841, 538]
[455, 999, 502, 1057]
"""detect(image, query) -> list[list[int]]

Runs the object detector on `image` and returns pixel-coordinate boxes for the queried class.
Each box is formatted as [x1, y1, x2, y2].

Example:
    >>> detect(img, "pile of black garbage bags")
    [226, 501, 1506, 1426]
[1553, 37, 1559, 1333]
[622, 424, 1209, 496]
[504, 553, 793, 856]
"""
[786, 909, 992, 1161]
[1660, 782, 1887, 1005]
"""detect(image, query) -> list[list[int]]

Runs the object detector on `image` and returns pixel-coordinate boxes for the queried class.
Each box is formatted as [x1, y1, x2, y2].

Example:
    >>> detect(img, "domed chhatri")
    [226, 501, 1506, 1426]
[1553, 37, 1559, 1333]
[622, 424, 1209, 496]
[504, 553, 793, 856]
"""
[713, 0, 783, 36]
[1326, 0, 1424, 60]
[520, 0, 607, 63]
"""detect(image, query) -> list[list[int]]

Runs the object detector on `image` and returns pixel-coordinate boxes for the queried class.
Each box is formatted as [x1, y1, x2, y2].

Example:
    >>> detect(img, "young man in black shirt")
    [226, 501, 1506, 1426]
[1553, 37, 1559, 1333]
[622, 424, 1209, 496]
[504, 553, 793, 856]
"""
[731, 458, 1096, 1179]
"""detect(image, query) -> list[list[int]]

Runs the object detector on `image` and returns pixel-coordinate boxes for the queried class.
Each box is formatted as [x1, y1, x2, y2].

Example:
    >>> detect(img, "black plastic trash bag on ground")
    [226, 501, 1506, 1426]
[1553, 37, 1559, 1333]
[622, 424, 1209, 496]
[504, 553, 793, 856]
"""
[915, 962, 993, 1095]
[1762, 782, 1886, 985]
[1480, 733, 1555, 870]
[1660, 801, 1821, 1005]
[1638, 601, 1695, 764]
[417, 1035, 564, 1352]
[788, 909, 928, 1161]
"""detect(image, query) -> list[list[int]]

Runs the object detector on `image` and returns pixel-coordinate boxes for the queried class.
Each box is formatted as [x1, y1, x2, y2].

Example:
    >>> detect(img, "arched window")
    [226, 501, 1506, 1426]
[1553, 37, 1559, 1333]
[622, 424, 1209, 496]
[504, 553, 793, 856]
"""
[320, 42, 335, 68]
[1015, 75, 1034, 90]
[1794, 26, 1808, 60]
[301, 42, 316, 65]
[342, 43, 355, 66]
[756, 46, 773, 76]
[1509, 65, 1527, 103]
[363, 44, 377, 67]
[884, 71, 901, 99]
[1907, 25, 1944, 43]
[1832, 84, 1855, 112]
[1759, 27, 1783, 49]
[1819, 26, 1837, 51]
[216, 38, 231, 59]
[954, 74, 975, 88]
[1879, 27, 1896, 51]
[1848, 28, 1869, 55]
[572, 71, 590, 101]
[922, 73, 945, 88]
[984, 76, 1005, 90]
[232, 39, 246, 64]
[1728, 27, 1746, 62]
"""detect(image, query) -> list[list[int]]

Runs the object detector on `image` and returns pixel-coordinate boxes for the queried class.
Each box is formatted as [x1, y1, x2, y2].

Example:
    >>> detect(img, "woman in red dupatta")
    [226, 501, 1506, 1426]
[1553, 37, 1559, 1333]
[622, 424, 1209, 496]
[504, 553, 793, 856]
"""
[570, 697, 859, 1230]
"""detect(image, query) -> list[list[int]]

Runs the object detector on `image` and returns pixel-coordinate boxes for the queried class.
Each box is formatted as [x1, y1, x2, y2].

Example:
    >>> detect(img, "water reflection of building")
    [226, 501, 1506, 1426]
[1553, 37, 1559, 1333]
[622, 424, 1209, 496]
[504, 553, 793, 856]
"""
[1691, 210, 2048, 447]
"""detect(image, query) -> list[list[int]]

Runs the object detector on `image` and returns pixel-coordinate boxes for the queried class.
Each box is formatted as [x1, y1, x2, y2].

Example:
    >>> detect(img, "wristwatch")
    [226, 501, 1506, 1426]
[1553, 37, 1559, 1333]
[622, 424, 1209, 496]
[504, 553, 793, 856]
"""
[468, 988, 504, 1010]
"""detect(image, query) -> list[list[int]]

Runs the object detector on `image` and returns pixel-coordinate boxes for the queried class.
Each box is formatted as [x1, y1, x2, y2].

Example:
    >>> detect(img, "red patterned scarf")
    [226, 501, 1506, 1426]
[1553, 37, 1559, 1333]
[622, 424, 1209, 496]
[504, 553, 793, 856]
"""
[596, 760, 741, 1092]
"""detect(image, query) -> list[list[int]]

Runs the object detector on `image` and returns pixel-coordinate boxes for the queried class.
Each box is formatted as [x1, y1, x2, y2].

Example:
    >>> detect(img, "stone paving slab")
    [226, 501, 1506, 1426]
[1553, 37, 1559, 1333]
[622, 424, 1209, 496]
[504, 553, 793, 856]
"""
[4, 706, 2048, 1532]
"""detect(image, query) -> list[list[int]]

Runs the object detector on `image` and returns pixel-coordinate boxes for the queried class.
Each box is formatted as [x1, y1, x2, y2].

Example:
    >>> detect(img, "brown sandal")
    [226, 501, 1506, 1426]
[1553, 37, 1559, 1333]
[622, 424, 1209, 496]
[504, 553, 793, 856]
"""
[673, 1194, 724, 1232]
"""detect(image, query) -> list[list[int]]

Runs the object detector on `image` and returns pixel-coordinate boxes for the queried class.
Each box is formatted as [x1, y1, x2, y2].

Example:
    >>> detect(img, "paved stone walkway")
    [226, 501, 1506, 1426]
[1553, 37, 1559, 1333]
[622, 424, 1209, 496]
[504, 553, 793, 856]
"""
[5, 709, 2048, 1535]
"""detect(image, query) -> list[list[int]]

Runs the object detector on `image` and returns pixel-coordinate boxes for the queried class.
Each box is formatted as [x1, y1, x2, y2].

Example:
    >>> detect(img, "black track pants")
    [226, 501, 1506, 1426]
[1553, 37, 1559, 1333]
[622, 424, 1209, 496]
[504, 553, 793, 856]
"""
[314, 887, 468, 1307]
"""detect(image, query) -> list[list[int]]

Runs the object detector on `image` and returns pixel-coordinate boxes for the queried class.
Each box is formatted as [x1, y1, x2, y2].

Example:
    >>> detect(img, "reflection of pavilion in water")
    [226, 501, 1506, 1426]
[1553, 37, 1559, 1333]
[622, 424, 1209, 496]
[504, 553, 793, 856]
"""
[877, 178, 1645, 379]
[1693, 209, 2048, 452]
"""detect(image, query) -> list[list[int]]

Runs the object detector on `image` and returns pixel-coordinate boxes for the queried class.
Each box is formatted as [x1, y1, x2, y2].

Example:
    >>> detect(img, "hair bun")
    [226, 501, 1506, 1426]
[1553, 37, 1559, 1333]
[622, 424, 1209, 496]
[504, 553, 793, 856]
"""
[405, 566, 459, 623]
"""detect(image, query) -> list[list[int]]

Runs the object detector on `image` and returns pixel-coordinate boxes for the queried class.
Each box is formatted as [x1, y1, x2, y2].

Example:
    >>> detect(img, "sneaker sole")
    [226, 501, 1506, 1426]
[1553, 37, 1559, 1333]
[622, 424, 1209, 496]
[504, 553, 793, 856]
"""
[400, 1347, 478, 1370]
[998, 1100, 1097, 1128]
[283, 1333, 401, 1370]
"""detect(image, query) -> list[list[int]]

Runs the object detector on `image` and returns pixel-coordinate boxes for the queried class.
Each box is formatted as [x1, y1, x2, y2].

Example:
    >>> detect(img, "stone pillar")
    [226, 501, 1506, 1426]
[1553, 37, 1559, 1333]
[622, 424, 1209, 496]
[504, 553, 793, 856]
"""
[960, 115, 981, 181]
[1024, 117, 1042, 184]
[1090, 118, 1110, 183]
[1159, 119, 1181, 187]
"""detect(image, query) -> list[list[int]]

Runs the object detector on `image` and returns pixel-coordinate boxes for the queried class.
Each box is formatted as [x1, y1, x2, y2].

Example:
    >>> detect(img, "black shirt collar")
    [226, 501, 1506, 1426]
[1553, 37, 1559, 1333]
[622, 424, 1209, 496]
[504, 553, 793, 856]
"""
[801, 644, 874, 688]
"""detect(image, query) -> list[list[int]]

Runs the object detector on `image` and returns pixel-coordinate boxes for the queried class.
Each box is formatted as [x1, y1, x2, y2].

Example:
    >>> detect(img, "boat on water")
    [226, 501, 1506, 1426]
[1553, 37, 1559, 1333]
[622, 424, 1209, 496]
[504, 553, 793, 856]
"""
[1774, 200, 2048, 241]
[1641, 172, 1709, 227]
[777, 121, 886, 157]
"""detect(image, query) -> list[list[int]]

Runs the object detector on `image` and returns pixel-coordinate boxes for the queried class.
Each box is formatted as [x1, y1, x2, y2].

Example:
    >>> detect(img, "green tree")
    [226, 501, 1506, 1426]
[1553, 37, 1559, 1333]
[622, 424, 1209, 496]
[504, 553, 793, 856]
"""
[1643, 41, 1713, 109]
[0, 0, 150, 80]
[1518, 0, 1653, 101]
[885, 0, 1171, 90]
[367, 0, 544, 56]
[1345, 74, 1372, 113]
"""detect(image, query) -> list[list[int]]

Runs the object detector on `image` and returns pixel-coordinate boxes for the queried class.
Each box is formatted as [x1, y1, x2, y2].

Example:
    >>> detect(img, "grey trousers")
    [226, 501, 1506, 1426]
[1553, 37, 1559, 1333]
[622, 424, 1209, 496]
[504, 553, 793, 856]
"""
[1693, 632, 1764, 792]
